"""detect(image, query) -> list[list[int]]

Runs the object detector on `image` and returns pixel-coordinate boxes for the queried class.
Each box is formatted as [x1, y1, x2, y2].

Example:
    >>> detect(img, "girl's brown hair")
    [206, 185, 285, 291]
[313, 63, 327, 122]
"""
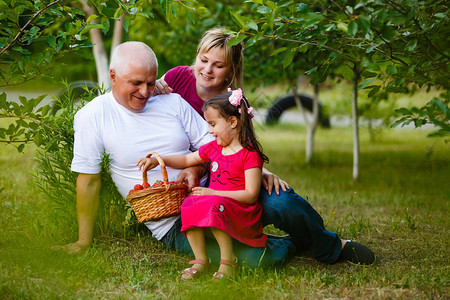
[203, 91, 269, 163]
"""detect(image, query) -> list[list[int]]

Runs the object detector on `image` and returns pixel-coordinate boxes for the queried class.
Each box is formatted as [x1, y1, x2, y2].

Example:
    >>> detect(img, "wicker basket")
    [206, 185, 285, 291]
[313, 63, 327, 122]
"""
[126, 152, 188, 222]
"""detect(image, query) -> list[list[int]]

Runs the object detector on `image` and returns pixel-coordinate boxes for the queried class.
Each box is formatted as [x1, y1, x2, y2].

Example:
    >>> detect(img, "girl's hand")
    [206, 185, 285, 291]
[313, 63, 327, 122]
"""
[137, 157, 158, 171]
[191, 187, 214, 196]
[153, 78, 173, 95]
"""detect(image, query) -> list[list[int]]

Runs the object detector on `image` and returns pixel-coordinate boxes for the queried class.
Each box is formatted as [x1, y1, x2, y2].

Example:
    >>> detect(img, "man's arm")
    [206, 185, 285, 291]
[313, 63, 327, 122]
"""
[176, 164, 209, 191]
[52, 173, 101, 254]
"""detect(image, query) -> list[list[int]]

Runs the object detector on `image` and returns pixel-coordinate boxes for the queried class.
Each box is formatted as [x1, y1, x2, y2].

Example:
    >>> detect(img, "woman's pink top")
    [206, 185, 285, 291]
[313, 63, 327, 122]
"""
[165, 66, 205, 117]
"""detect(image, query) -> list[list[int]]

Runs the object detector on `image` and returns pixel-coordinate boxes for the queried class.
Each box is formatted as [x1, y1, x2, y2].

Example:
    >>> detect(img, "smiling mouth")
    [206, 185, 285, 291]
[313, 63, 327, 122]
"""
[133, 95, 148, 102]
[200, 73, 213, 80]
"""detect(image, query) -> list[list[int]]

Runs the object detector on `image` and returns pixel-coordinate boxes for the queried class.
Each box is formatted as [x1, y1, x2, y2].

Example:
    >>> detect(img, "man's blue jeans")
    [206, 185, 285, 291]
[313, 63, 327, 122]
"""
[160, 188, 341, 267]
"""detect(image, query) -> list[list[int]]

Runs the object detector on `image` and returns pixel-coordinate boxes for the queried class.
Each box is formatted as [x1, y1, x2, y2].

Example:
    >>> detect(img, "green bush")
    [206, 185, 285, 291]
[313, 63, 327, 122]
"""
[0, 85, 130, 239]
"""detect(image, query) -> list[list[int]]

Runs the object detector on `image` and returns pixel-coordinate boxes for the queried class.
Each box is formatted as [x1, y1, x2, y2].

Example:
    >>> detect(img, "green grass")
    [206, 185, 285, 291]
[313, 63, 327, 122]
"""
[1, 124, 449, 299]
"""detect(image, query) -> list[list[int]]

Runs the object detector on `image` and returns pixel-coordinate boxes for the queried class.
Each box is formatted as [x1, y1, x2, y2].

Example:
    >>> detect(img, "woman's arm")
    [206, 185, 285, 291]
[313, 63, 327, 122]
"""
[191, 167, 262, 205]
[261, 167, 290, 195]
[153, 74, 173, 95]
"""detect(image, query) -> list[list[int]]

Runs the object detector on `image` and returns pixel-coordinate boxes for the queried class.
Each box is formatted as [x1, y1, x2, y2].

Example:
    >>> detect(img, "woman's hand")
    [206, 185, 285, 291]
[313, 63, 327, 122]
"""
[153, 77, 173, 95]
[262, 168, 289, 195]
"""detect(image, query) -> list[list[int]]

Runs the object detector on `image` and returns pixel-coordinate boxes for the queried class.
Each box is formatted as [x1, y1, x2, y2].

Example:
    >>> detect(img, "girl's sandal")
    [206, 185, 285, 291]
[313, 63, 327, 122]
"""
[181, 259, 210, 280]
[212, 257, 239, 281]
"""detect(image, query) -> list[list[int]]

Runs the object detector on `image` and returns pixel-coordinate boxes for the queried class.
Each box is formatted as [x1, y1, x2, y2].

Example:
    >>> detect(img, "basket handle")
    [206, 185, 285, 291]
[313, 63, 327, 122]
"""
[142, 152, 169, 188]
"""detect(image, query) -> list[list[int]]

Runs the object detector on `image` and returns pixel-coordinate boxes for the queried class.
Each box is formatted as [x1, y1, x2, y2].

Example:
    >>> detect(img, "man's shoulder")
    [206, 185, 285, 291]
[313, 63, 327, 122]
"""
[76, 93, 111, 114]
[149, 93, 185, 107]
[74, 92, 112, 122]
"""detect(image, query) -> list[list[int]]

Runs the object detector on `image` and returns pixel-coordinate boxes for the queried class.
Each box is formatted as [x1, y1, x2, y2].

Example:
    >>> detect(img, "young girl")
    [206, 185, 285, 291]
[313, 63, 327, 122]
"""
[137, 89, 269, 280]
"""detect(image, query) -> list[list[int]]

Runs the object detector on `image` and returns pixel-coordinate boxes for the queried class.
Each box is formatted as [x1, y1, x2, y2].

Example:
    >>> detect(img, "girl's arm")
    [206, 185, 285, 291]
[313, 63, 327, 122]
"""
[191, 167, 262, 205]
[137, 151, 204, 172]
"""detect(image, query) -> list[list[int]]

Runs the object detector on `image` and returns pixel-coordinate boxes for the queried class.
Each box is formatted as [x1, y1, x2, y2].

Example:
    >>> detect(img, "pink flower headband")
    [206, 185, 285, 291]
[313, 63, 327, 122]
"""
[228, 88, 254, 117]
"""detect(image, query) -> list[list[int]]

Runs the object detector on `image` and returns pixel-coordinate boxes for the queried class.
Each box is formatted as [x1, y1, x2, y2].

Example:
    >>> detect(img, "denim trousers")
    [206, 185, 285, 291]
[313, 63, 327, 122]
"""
[160, 187, 342, 268]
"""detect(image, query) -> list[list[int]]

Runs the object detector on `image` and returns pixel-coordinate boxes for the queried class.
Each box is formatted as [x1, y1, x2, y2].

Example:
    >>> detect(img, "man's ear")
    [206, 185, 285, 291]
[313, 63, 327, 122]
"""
[229, 116, 239, 128]
[110, 69, 116, 84]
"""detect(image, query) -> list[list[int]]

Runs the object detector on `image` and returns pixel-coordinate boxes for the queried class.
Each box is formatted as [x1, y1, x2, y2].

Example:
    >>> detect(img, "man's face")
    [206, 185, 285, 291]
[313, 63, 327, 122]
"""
[110, 63, 157, 112]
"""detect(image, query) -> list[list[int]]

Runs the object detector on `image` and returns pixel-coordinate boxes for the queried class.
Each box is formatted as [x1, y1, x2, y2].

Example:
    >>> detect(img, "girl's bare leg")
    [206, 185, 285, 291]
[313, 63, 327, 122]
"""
[185, 228, 209, 274]
[210, 228, 236, 276]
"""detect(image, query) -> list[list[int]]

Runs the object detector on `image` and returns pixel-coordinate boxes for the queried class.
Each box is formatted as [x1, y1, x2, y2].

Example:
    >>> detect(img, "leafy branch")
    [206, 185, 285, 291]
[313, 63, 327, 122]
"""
[0, 0, 61, 56]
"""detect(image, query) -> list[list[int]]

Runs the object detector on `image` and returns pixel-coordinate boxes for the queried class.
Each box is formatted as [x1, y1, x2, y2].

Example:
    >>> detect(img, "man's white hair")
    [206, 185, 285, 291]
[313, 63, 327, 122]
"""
[110, 41, 158, 75]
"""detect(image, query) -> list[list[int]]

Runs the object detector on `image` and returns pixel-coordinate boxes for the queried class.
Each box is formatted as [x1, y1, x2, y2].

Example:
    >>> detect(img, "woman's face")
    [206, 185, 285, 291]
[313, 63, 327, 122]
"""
[194, 47, 230, 92]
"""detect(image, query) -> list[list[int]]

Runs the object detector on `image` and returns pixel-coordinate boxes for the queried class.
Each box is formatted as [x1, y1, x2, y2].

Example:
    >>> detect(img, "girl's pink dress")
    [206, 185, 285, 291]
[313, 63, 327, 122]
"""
[180, 140, 267, 247]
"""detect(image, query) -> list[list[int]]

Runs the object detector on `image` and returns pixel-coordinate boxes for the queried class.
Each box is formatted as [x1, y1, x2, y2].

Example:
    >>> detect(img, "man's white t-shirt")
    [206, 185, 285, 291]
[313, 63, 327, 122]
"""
[71, 92, 213, 239]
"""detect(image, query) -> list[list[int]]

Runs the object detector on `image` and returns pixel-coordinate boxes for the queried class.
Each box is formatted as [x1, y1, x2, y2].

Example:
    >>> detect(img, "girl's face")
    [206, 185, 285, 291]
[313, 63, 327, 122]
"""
[194, 47, 230, 92]
[204, 107, 237, 148]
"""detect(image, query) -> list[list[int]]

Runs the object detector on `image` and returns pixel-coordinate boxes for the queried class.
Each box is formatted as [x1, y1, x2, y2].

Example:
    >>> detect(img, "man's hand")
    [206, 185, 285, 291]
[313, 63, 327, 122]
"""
[52, 173, 101, 255]
[176, 165, 207, 191]
[51, 240, 90, 255]
[262, 168, 289, 195]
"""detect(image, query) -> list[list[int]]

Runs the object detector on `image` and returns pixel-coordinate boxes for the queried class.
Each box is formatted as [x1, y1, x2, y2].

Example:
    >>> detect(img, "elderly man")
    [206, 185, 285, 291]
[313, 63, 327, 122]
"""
[55, 41, 374, 268]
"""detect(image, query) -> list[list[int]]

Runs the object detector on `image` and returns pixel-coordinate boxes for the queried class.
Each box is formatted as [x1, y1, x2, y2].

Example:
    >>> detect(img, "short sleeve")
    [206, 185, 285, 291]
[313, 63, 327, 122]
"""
[164, 67, 183, 87]
[70, 102, 105, 174]
[198, 140, 216, 162]
[242, 149, 263, 171]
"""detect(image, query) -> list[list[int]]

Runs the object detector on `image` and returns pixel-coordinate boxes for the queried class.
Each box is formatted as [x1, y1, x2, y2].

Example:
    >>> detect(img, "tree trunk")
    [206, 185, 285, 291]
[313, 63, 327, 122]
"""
[80, 0, 110, 91]
[292, 85, 319, 163]
[307, 85, 320, 163]
[352, 65, 360, 181]
[110, 16, 124, 60]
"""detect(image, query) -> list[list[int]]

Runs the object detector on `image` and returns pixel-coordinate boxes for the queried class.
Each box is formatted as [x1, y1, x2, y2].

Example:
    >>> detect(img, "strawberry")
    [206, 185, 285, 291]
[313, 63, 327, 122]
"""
[152, 180, 164, 187]
[142, 182, 150, 188]
[128, 189, 135, 195]
[134, 184, 143, 191]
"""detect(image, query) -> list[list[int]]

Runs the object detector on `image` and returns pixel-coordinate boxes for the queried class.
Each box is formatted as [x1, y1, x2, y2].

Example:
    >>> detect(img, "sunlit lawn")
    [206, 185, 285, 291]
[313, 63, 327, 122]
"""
[1, 121, 449, 299]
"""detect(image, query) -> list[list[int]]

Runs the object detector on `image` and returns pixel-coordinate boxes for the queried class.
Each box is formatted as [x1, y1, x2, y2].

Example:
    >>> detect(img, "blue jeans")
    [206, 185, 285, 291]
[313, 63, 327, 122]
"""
[160, 188, 341, 267]
[259, 188, 342, 264]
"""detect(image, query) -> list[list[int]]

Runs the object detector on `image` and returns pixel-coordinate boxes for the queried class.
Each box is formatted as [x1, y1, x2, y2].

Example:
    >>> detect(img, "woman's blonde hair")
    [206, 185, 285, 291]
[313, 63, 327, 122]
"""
[195, 27, 244, 90]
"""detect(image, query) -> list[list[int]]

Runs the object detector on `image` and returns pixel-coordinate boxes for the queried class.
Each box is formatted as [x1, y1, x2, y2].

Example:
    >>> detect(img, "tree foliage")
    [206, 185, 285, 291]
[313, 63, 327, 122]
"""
[1, 0, 92, 87]
[228, 0, 449, 136]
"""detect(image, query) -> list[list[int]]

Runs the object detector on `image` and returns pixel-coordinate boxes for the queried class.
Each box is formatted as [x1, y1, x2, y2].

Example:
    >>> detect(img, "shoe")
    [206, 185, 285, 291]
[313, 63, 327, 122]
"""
[181, 258, 210, 280]
[212, 257, 239, 280]
[339, 241, 375, 265]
